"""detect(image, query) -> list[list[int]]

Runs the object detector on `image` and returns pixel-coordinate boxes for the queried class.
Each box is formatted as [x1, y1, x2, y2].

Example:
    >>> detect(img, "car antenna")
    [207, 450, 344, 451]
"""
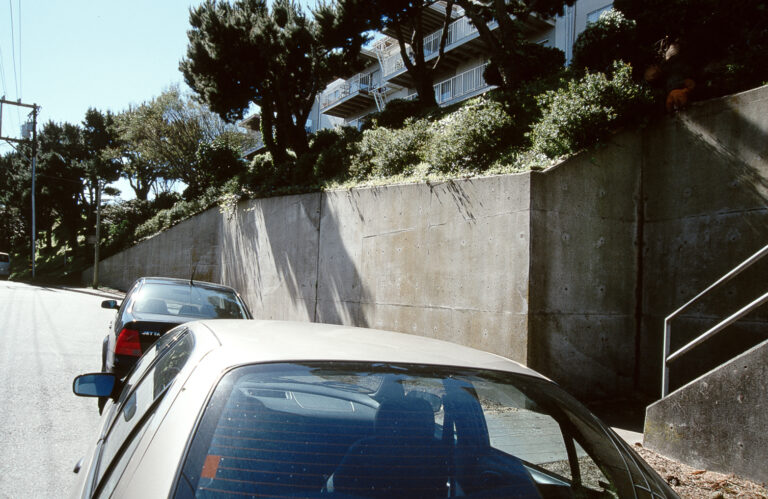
[190, 263, 197, 286]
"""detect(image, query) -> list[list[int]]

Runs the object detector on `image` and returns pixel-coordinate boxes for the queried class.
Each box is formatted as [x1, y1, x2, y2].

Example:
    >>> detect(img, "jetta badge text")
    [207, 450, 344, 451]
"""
[141, 331, 163, 337]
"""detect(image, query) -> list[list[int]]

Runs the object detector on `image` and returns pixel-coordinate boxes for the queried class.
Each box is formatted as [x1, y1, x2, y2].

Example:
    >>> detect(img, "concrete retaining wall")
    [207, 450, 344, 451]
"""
[529, 133, 643, 396]
[82, 207, 223, 289]
[86, 84, 768, 402]
[316, 177, 533, 365]
[640, 88, 768, 394]
[220, 194, 322, 321]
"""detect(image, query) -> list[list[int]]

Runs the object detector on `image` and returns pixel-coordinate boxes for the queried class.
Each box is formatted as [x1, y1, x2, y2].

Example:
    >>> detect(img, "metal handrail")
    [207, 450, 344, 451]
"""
[661, 244, 768, 397]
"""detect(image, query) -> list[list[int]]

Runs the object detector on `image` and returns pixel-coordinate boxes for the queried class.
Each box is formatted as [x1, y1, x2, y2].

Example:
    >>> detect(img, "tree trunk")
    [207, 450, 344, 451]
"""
[394, 20, 438, 107]
[260, 103, 285, 165]
[416, 71, 438, 106]
[135, 184, 150, 201]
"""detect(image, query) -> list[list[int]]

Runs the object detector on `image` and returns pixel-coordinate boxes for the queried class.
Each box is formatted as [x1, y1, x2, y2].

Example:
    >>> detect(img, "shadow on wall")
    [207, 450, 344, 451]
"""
[641, 88, 768, 395]
[314, 191, 370, 327]
[219, 193, 368, 325]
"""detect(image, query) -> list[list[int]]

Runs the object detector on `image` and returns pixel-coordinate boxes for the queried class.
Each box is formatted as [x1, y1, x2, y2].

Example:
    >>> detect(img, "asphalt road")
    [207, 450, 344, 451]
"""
[0, 281, 119, 499]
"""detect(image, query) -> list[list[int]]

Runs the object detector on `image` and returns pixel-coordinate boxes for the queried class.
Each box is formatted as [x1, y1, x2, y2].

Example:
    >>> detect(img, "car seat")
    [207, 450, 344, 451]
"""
[135, 298, 169, 315]
[179, 304, 200, 316]
[326, 394, 450, 497]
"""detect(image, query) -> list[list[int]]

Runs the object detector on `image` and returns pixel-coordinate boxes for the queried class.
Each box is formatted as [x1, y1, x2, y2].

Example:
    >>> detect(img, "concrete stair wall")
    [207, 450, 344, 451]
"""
[644, 338, 768, 483]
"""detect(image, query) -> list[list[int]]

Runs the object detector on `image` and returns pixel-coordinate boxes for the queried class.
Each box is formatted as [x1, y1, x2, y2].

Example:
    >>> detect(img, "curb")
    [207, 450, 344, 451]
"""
[58, 286, 125, 299]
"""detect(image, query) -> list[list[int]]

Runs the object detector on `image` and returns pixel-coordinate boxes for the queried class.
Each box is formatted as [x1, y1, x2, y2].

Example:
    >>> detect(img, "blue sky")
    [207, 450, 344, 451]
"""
[1, 1, 198, 152]
[0, 0, 317, 158]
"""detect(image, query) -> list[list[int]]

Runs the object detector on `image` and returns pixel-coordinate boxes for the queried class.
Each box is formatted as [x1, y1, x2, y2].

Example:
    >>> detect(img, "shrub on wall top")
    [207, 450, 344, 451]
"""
[310, 126, 361, 181]
[364, 98, 434, 130]
[529, 62, 653, 158]
[426, 96, 516, 173]
[350, 118, 431, 179]
[135, 188, 221, 240]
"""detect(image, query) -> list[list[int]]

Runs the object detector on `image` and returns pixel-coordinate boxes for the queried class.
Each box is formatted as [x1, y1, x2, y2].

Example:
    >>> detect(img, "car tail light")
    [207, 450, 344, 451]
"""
[115, 328, 142, 357]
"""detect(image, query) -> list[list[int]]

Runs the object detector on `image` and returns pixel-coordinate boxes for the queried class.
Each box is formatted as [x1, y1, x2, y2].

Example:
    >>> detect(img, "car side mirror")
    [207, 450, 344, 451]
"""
[101, 299, 119, 310]
[73, 373, 118, 398]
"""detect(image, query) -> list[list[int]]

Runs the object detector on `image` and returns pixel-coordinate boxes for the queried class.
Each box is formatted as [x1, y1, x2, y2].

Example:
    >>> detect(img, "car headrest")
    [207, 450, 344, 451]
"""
[375, 396, 434, 439]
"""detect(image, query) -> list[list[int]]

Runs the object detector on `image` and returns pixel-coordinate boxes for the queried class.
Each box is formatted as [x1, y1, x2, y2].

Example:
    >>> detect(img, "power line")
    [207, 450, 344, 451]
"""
[17, 0, 21, 100]
[7, 0, 21, 128]
[0, 42, 8, 96]
[8, 0, 19, 100]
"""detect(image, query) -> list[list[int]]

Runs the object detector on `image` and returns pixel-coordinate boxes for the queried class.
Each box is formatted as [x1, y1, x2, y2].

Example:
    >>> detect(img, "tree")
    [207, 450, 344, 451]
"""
[82, 109, 123, 239]
[112, 87, 244, 199]
[453, 0, 574, 93]
[112, 91, 184, 200]
[571, 9, 637, 75]
[181, 0, 367, 166]
[613, 0, 768, 97]
[336, 0, 457, 107]
[0, 152, 31, 253]
[186, 133, 248, 198]
[36, 121, 88, 254]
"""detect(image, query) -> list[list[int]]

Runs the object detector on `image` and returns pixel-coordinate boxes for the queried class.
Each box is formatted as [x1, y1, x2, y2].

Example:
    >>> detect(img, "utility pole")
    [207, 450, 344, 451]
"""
[0, 98, 40, 279]
[92, 180, 102, 289]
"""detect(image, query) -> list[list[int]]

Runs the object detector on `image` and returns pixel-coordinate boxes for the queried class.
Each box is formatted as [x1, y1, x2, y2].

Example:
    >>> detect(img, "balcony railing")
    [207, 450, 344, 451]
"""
[433, 63, 491, 105]
[321, 72, 377, 109]
[380, 48, 412, 77]
[381, 16, 489, 78]
[424, 16, 479, 58]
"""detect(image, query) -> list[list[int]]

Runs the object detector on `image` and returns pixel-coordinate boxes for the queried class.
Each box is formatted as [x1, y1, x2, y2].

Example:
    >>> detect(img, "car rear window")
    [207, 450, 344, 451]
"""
[175, 362, 670, 498]
[0, 254, 9, 263]
[131, 282, 248, 319]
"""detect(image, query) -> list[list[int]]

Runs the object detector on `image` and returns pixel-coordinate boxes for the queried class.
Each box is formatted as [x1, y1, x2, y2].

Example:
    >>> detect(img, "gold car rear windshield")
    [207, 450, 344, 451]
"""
[177, 362, 668, 498]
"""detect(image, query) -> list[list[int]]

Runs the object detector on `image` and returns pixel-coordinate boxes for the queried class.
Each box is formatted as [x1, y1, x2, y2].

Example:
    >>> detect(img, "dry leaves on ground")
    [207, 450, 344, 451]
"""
[635, 444, 768, 498]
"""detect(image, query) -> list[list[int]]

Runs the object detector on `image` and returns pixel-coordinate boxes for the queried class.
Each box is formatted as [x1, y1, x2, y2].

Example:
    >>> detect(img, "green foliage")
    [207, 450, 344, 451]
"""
[350, 119, 431, 178]
[0, 203, 27, 254]
[484, 42, 565, 91]
[182, 0, 368, 164]
[186, 134, 247, 199]
[135, 188, 220, 240]
[100, 199, 154, 253]
[113, 87, 246, 200]
[425, 97, 516, 173]
[572, 9, 638, 75]
[364, 98, 434, 130]
[529, 62, 653, 158]
[614, 0, 768, 98]
[238, 153, 281, 194]
[309, 126, 361, 181]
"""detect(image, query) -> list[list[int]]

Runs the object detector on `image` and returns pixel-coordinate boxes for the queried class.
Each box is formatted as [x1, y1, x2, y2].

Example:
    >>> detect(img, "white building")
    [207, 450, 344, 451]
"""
[243, 0, 613, 153]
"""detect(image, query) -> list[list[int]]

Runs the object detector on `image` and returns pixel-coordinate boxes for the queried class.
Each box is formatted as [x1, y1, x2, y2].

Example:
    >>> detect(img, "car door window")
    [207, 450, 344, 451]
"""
[472, 379, 622, 497]
[95, 414, 151, 499]
[483, 400, 614, 494]
[94, 331, 195, 496]
[118, 281, 141, 316]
